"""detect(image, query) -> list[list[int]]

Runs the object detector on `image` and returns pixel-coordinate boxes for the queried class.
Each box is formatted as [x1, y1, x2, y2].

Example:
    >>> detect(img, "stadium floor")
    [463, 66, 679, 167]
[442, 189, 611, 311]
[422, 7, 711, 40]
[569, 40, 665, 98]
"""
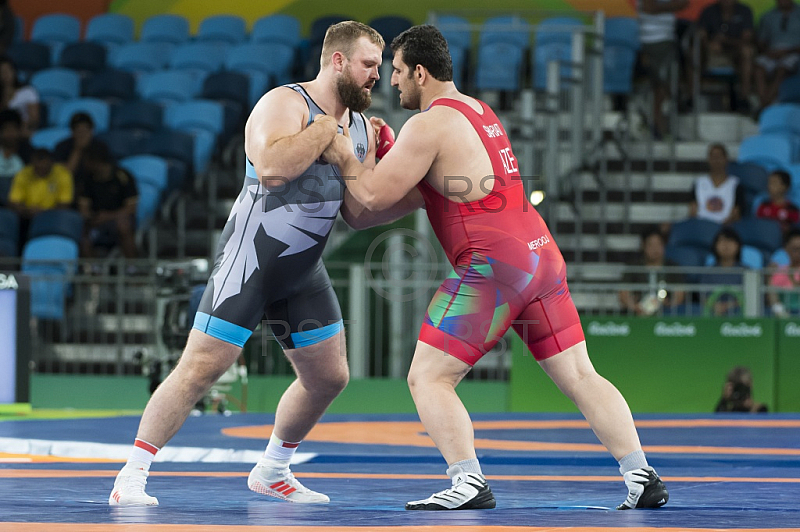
[1, 412, 799, 530]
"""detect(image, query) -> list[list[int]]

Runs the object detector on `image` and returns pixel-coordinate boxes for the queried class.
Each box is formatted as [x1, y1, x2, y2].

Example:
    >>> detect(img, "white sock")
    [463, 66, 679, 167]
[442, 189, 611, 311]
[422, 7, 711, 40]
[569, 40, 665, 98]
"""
[262, 434, 300, 468]
[126, 438, 159, 470]
[618, 450, 649, 475]
[448, 458, 483, 477]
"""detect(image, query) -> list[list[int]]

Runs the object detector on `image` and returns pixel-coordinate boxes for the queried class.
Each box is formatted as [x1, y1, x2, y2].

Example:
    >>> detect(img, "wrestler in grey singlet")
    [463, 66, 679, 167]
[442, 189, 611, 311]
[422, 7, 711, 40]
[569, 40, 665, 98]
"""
[193, 83, 370, 348]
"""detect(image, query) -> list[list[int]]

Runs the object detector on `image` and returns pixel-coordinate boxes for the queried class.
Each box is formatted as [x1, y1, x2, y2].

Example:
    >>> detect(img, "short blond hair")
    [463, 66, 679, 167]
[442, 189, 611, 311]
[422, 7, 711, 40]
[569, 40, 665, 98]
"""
[320, 21, 385, 67]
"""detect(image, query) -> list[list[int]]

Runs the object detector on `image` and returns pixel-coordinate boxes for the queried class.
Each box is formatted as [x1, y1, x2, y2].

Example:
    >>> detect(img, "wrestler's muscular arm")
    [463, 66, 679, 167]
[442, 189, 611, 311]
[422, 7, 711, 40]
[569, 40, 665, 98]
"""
[245, 86, 339, 189]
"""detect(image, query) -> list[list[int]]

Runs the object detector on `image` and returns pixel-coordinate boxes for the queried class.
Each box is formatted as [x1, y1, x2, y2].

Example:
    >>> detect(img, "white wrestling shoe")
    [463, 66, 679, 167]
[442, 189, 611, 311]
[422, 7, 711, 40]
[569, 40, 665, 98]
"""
[108, 463, 159, 506]
[248, 459, 329, 504]
[406, 466, 496, 510]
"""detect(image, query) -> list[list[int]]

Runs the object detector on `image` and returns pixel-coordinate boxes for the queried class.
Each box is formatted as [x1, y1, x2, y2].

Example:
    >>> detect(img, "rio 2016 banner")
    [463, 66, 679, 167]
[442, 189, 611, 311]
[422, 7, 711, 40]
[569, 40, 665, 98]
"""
[511, 317, 799, 413]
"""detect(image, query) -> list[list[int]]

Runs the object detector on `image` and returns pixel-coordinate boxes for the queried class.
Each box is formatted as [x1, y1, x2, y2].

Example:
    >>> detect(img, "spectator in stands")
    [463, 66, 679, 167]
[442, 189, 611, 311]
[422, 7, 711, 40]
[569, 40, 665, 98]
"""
[54, 112, 109, 190]
[715, 366, 768, 412]
[697, 0, 756, 112]
[0, 109, 24, 200]
[77, 143, 138, 259]
[638, 0, 689, 139]
[689, 143, 743, 224]
[768, 228, 800, 316]
[0, 1, 15, 56]
[756, 169, 800, 232]
[698, 226, 744, 316]
[0, 56, 40, 137]
[755, 0, 800, 109]
[7, 148, 73, 245]
[619, 227, 686, 315]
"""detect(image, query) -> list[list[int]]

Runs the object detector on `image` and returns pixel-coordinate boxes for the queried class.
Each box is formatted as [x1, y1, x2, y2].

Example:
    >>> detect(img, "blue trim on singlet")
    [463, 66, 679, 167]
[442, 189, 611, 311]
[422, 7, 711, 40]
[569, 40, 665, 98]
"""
[290, 319, 343, 347]
[193, 312, 252, 347]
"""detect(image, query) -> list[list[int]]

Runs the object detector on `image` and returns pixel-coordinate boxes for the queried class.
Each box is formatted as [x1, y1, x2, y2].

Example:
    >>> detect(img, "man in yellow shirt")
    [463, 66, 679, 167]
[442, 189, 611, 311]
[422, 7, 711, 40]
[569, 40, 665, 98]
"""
[8, 148, 74, 218]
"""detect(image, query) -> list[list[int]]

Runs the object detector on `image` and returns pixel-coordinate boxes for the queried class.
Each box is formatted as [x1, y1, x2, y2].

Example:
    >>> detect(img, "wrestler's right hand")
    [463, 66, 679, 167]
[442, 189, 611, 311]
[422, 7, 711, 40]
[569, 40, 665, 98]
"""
[322, 124, 354, 167]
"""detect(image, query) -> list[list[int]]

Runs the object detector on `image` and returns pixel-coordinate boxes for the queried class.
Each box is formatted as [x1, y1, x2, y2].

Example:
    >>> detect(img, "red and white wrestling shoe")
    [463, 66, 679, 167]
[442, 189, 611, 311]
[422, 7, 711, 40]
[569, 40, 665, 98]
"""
[109, 463, 159, 506]
[248, 459, 329, 504]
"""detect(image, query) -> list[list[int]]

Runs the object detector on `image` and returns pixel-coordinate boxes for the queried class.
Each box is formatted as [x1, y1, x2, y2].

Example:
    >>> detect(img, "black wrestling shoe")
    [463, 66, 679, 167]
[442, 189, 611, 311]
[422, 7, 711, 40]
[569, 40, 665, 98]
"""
[617, 466, 669, 510]
[406, 467, 496, 511]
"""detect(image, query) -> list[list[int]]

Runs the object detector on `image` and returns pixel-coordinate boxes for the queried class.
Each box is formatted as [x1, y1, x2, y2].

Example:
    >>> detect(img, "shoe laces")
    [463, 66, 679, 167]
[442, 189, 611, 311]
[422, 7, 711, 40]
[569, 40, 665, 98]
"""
[274, 468, 310, 494]
[118, 467, 149, 495]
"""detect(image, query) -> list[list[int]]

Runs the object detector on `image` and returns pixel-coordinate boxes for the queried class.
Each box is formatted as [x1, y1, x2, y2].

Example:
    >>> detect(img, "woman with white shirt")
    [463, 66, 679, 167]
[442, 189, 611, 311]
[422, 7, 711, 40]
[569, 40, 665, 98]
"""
[0, 56, 40, 137]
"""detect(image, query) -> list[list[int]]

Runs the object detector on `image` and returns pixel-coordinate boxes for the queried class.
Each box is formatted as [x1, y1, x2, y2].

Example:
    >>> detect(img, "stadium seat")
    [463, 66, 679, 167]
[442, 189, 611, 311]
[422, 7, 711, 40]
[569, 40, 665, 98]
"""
[31, 13, 80, 49]
[140, 14, 190, 45]
[28, 209, 84, 244]
[225, 43, 294, 86]
[449, 46, 467, 88]
[779, 72, 800, 104]
[110, 42, 172, 74]
[30, 127, 71, 151]
[760, 104, 800, 137]
[730, 218, 784, 257]
[58, 42, 107, 73]
[135, 182, 161, 230]
[0, 208, 20, 249]
[436, 15, 472, 51]
[728, 161, 769, 191]
[7, 42, 51, 79]
[143, 129, 195, 183]
[668, 218, 722, 250]
[96, 129, 151, 160]
[480, 15, 531, 48]
[0, 238, 16, 258]
[85, 13, 135, 48]
[475, 41, 524, 91]
[81, 69, 136, 103]
[56, 99, 110, 132]
[21, 235, 78, 321]
[309, 15, 348, 46]
[119, 155, 169, 193]
[197, 15, 247, 45]
[170, 42, 228, 73]
[138, 71, 201, 104]
[603, 17, 639, 95]
[705, 244, 765, 270]
[31, 68, 80, 109]
[533, 17, 584, 90]
[738, 133, 795, 169]
[202, 71, 250, 112]
[665, 244, 707, 267]
[251, 14, 301, 47]
[369, 16, 413, 58]
[111, 100, 163, 133]
[165, 100, 225, 173]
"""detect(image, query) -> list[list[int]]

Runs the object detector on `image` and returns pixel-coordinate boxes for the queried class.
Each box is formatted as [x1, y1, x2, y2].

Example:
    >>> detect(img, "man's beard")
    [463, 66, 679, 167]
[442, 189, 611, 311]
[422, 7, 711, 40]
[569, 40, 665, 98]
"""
[336, 67, 372, 113]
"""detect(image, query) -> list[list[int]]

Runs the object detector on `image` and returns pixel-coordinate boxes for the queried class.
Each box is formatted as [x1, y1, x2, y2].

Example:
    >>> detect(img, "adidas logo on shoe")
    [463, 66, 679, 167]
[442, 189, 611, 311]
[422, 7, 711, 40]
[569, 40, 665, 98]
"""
[108, 464, 159, 507]
[617, 466, 669, 510]
[248, 459, 329, 504]
[406, 466, 496, 511]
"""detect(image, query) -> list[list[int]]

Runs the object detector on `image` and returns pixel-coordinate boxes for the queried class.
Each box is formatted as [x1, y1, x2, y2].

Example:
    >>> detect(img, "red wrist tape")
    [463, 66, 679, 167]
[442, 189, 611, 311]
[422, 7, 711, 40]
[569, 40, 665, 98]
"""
[376, 124, 395, 159]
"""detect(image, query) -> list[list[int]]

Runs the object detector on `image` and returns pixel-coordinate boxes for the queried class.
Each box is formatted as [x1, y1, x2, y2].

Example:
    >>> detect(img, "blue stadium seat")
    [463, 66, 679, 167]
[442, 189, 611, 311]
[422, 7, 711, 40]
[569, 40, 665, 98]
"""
[170, 42, 228, 74]
[58, 41, 107, 73]
[369, 16, 413, 58]
[143, 129, 195, 184]
[31, 13, 80, 45]
[135, 182, 161, 231]
[85, 13, 135, 48]
[21, 235, 78, 320]
[7, 42, 51, 79]
[449, 46, 467, 89]
[225, 43, 294, 86]
[96, 129, 151, 160]
[202, 71, 250, 113]
[81, 69, 136, 103]
[603, 17, 639, 95]
[31, 68, 80, 110]
[111, 100, 163, 133]
[665, 244, 708, 267]
[30, 127, 71, 151]
[705, 244, 765, 270]
[309, 15, 348, 46]
[0, 238, 16, 258]
[730, 218, 784, 257]
[0, 208, 20, 249]
[140, 14, 190, 45]
[56, 99, 110, 132]
[251, 14, 301, 47]
[480, 15, 531, 48]
[668, 218, 722, 250]
[779, 72, 800, 104]
[738, 133, 795, 169]
[759, 103, 800, 137]
[728, 161, 769, 192]
[119, 155, 169, 193]
[110, 42, 172, 74]
[138, 71, 201, 104]
[436, 15, 472, 51]
[165, 100, 225, 173]
[787, 164, 800, 201]
[475, 42, 524, 91]
[533, 17, 584, 90]
[197, 15, 246, 45]
[28, 209, 84, 244]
